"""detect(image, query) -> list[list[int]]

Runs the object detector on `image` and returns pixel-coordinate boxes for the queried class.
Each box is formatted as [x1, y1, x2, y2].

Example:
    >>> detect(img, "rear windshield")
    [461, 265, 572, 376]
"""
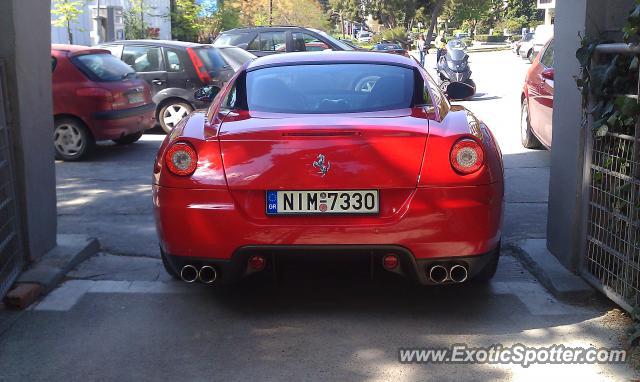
[218, 47, 254, 71]
[213, 33, 249, 47]
[74, 53, 136, 82]
[246, 64, 414, 114]
[194, 47, 229, 71]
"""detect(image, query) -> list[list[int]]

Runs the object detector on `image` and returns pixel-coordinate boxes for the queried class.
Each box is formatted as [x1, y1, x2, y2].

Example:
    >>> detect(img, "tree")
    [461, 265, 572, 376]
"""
[443, 0, 493, 38]
[329, 0, 361, 38]
[503, 0, 541, 32]
[368, 0, 419, 29]
[124, 0, 167, 39]
[172, 0, 204, 42]
[51, 0, 86, 44]
[419, 0, 445, 51]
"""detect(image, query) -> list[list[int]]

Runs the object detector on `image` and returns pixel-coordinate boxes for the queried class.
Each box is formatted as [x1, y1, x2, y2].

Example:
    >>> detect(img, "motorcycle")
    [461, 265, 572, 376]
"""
[436, 39, 476, 100]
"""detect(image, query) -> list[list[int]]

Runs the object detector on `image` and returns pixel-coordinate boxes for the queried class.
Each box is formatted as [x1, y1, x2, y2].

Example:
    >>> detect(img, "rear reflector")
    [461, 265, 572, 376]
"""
[382, 254, 399, 270]
[165, 142, 198, 176]
[187, 47, 212, 85]
[450, 138, 484, 174]
[248, 255, 266, 270]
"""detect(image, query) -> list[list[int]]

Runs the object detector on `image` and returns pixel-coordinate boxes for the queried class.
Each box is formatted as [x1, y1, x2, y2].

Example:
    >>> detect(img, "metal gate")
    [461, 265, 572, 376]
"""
[581, 44, 640, 313]
[0, 61, 24, 298]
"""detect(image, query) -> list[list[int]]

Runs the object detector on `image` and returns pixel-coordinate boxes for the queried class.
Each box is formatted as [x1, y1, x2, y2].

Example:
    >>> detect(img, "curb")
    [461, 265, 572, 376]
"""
[18, 234, 100, 293]
[506, 239, 595, 301]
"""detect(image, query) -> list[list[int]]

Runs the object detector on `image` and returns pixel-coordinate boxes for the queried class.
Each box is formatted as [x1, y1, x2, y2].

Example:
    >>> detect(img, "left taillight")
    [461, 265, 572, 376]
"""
[165, 142, 198, 176]
[450, 138, 484, 174]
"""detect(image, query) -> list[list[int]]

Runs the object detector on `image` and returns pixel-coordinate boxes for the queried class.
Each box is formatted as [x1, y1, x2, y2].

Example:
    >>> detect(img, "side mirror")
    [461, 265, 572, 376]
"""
[541, 68, 554, 81]
[194, 86, 221, 103]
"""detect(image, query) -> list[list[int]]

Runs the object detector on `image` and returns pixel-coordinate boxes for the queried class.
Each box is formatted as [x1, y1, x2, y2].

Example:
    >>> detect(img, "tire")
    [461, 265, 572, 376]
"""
[158, 100, 193, 133]
[473, 241, 501, 282]
[112, 130, 144, 145]
[53, 117, 95, 161]
[520, 99, 541, 149]
[160, 247, 180, 280]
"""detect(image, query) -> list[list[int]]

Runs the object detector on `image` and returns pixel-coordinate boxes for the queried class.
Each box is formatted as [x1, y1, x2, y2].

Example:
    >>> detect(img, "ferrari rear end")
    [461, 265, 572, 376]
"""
[152, 52, 504, 286]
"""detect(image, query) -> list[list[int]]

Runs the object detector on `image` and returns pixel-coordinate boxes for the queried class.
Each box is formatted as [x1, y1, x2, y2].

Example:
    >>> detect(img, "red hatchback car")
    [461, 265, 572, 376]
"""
[521, 39, 554, 149]
[52, 44, 155, 160]
[153, 52, 504, 286]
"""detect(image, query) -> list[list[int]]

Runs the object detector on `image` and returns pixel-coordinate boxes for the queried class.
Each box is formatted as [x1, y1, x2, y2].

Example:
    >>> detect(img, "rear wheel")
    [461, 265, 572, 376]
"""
[159, 100, 192, 133]
[112, 130, 144, 145]
[473, 242, 500, 282]
[521, 99, 541, 149]
[54, 118, 94, 161]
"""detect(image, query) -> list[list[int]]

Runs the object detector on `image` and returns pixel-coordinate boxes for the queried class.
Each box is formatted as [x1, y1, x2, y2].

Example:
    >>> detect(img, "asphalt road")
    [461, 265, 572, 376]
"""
[0, 51, 635, 381]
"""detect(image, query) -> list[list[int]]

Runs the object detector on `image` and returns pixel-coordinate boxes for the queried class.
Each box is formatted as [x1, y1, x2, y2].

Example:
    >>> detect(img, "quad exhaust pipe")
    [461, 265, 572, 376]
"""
[428, 264, 468, 284]
[180, 264, 217, 284]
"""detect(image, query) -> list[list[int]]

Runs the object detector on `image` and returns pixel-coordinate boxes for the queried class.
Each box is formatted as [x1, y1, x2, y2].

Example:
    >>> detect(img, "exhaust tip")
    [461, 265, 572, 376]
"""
[198, 265, 217, 284]
[180, 265, 199, 283]
[428, 265, 448, 284]
[449, 264, 468, 283]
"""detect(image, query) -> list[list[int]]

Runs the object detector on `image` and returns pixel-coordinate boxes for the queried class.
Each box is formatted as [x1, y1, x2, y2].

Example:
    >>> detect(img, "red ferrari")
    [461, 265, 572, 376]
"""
[153, 51, 504, 286]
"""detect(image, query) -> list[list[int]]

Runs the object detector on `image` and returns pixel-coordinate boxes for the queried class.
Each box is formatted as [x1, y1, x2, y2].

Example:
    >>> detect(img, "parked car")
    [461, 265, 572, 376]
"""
[454, 32, 470, 39]
[51, 44, 154, 161]
[97, 40, 255, 132]
[153, 51, 504, 286]
[212, 26, 354, 57]
[518, 25, 553, 62]
[511, 32, 534, 55]
[357, 31, 373, 43]
[521, 39, 554, 149]
[371, 43, 409, 57]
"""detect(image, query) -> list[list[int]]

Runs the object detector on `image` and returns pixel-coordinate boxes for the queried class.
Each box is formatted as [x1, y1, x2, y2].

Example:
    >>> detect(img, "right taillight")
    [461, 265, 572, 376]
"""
[165, 142, 198, 176]
[450, 138, 484, 174]
[187, 47, 212, 85]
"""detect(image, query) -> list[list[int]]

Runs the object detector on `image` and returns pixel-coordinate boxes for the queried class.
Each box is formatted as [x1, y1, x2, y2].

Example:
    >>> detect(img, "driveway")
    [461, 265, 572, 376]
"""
[0, 51, 634, 381]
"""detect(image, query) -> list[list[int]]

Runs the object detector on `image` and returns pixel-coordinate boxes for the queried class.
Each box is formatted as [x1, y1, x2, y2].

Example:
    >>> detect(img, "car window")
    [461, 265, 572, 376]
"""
[193, 47, 229, 71]
[222, 84, 237, 109]
[541, 42, 554, 68]
[213, 33, 249, 47]
[291, 32, 330, 52]
[218, 47, 255, 71]
[51, 56, 57, 72]
[165, 49, 183, 72]
[73, 53, 136, 82]
[122, 45, 164, 72]
[257, 31, 286, 52]
[101, 44, 123, 59]
[246, 63, 414, 114]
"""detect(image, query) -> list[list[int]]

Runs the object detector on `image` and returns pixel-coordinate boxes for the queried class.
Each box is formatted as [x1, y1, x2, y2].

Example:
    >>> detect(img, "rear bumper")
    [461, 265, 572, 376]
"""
[162, 243, 499, 285]
[154, 183, 503, 270]
[89, 103, 155, 140]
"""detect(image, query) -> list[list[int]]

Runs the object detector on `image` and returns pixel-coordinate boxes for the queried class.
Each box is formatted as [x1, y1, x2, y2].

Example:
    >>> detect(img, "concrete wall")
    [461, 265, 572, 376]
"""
[0, 0, 57, 260]
[547, 0, 635, 271]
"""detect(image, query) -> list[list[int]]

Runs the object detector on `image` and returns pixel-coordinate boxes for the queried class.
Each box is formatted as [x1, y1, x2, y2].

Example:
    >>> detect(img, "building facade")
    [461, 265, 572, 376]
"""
[51, 0, 171, 46]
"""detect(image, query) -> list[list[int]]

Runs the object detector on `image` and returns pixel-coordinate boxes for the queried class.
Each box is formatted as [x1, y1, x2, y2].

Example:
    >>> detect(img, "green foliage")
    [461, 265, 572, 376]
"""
[51, 0, 86, 44]
[124, 0, 166, 40]
[474, 34, 507, 42]
[503, 0, 539, 32]
[368, 0, 418, 29]
[372, 27, 409, 45]
[442, 0, 493, 38]
[172, 0, 204, 42]
[576, 2, 640, 137]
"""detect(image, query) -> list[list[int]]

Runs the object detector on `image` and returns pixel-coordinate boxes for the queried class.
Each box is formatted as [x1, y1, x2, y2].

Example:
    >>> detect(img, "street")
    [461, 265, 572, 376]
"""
[0, 51, 634, 380]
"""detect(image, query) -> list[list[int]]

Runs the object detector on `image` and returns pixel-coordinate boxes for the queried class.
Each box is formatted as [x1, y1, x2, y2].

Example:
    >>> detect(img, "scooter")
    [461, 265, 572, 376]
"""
[436, 39, 476, 100]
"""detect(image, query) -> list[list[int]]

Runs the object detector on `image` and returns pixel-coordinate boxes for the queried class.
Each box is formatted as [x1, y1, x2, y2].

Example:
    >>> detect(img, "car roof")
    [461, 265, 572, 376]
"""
[52, 44, 110, 55]
[221, 26, 311, 33]
[247, 51, 417, 70]
[104, 39, 204, 48]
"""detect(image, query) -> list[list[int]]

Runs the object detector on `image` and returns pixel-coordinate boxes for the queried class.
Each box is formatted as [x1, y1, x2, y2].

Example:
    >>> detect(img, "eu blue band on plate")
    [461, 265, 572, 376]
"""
[266, 190, 278, 214]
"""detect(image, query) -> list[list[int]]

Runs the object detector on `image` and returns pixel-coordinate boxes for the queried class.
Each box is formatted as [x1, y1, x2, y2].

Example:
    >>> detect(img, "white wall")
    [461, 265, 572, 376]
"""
[51, 0, 171, 46]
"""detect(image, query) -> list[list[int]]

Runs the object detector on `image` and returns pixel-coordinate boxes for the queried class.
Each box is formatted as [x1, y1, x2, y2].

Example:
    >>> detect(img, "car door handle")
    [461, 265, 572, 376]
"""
[151, 79, 165, 85]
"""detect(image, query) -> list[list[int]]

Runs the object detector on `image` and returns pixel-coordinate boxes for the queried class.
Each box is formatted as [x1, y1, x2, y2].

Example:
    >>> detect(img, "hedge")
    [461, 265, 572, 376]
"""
[474, 34, 508, 43]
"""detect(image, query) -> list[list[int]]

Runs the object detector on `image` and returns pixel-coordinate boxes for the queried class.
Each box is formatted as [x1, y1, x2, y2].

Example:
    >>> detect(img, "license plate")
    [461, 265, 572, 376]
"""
[266, 190, 379, 215]
[127, 92, 144, 104]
